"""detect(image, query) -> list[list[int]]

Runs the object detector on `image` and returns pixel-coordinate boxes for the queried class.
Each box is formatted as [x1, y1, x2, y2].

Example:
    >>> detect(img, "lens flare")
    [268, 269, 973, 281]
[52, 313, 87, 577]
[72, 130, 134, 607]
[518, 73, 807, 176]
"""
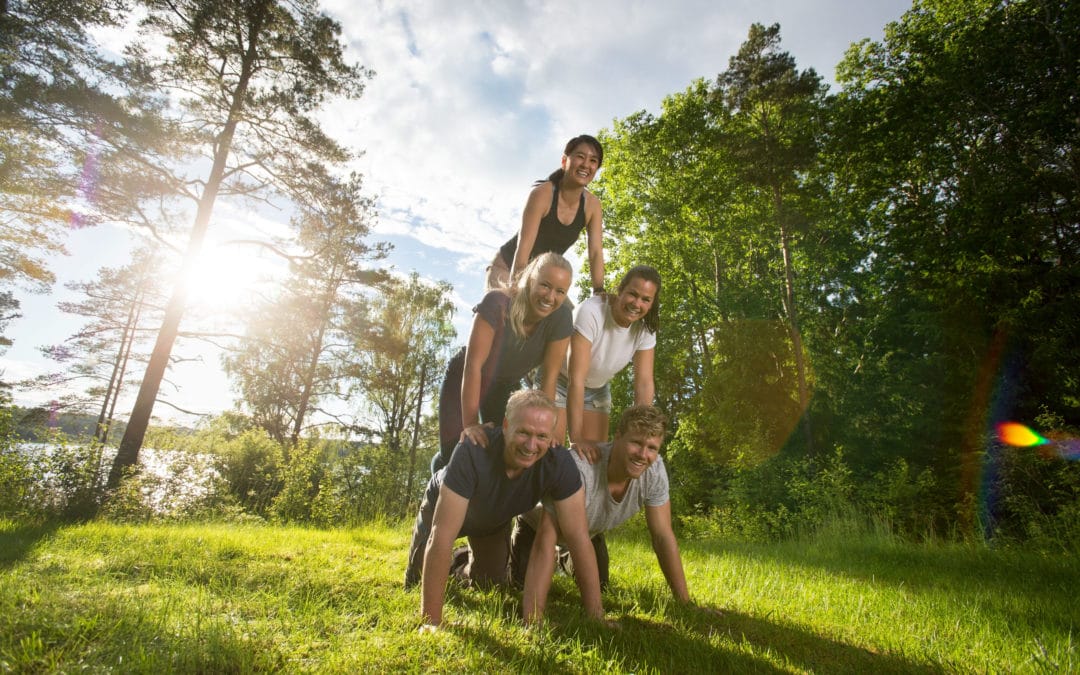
[995, 422, 1048, 447]
[995, 422, 1080, 461]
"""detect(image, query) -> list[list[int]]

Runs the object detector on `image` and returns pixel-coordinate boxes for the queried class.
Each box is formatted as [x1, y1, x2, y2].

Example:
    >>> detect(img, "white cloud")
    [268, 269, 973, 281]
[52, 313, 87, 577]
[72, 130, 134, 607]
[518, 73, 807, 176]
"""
[11, 0, 912, 423]
[319, 0, 909, 290]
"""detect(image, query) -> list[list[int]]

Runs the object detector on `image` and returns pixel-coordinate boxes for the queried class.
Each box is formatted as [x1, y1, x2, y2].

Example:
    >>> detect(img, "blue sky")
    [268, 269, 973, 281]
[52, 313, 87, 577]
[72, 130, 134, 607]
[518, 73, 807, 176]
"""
[3, 0, 913, 425]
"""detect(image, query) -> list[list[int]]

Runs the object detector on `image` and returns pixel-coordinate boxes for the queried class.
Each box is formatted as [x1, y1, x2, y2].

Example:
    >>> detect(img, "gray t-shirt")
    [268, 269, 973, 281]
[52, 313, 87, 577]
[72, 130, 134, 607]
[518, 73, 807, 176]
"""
[531, 441, 669, 539]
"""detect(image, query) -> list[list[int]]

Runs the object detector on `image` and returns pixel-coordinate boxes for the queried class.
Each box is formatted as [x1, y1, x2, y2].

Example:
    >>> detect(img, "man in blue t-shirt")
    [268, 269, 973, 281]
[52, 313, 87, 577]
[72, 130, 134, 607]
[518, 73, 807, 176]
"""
[405, 389, 604, 631]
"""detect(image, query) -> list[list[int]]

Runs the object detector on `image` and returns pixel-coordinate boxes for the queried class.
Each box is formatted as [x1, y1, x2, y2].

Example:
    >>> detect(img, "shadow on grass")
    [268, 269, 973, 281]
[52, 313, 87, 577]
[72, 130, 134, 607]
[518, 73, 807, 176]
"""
[0, 521, 60, 569]
[709, 536, 1080, 635]
[443, 580, 940, 674]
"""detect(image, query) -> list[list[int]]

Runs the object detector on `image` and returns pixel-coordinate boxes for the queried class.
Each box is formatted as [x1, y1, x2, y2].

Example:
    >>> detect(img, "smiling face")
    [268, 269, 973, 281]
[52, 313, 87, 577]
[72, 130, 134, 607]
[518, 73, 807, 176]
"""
[502, 405, 557, 475]
[561, 141, 602, 188]
[610, 276, 657, 328]
[527, 264, 571, 321]
[611, 429, 663, 481]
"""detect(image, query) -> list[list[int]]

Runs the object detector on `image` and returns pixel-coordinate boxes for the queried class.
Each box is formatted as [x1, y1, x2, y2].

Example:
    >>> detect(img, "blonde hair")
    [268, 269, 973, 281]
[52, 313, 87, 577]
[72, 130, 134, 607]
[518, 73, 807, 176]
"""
[508, 252, 572, 339]
[504, 388, 558, 428]
[616, 405, 668, 440]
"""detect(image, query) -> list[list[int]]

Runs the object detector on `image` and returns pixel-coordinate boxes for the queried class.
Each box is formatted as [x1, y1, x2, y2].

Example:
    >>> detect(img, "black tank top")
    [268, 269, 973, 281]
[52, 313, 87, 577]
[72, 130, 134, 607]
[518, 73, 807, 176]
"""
[499, 180, 586, 266]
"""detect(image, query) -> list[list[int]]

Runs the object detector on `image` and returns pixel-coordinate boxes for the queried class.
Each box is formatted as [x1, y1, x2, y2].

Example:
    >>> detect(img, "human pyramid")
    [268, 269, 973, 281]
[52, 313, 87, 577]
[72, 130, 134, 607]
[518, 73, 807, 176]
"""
[404, 135, 706, 631]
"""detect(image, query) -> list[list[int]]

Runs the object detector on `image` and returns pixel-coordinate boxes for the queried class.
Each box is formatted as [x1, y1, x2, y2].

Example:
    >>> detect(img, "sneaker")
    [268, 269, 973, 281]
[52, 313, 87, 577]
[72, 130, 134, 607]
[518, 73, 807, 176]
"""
[556, 546, 572, 576]
[450, 545, 470, 580]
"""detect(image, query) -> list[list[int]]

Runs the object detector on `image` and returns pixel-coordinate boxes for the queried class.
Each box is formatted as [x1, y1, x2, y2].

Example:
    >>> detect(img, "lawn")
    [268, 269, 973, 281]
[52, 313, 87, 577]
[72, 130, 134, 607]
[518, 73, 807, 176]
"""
[0, 519, 1075, 673]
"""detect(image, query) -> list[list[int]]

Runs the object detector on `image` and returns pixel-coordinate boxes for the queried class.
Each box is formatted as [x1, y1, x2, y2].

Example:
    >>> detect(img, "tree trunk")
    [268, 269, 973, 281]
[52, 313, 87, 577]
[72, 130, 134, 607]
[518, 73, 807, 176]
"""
[404, 359, 427, 516]
[774, 185, 814, 454]
[98, 287, 143, 445]
[108, 26, 262, 490]
[95, 290, 138, 444]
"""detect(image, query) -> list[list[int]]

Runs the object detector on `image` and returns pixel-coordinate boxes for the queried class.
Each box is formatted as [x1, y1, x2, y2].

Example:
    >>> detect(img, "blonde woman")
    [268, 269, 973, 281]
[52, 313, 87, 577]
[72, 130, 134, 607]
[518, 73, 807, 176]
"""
[432, 252, 574, 473]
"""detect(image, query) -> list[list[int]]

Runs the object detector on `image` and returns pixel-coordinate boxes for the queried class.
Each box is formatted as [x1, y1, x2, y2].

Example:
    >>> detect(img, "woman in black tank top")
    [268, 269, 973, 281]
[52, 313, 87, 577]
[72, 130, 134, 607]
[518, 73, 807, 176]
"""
[485, 135, 607, 296]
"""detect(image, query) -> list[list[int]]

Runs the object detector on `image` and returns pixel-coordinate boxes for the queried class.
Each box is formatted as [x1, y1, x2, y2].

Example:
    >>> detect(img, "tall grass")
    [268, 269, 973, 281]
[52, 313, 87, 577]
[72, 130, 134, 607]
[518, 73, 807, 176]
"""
[1, 516, 1076, 673]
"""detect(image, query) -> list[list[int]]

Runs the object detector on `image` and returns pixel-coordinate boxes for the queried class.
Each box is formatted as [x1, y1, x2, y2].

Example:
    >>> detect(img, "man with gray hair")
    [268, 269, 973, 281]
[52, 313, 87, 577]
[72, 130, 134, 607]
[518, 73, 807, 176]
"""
[405, 388, 604, 630]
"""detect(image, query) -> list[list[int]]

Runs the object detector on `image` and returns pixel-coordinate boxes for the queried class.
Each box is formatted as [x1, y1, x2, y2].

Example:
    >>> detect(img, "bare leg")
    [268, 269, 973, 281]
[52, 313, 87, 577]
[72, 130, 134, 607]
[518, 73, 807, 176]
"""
[581, 409, 610, 444]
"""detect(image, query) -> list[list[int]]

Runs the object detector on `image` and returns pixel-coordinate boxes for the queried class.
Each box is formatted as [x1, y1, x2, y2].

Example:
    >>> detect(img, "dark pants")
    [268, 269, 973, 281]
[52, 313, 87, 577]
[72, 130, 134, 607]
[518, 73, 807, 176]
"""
[431, 347, 523, 475]
[509, 516, 609, 590]
[404, 473, 513, 589]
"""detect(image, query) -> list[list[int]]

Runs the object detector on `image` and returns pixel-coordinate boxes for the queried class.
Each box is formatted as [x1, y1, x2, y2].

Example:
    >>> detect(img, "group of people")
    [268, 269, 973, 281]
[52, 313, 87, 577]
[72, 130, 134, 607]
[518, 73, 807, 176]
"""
[404, 135, 701, 630]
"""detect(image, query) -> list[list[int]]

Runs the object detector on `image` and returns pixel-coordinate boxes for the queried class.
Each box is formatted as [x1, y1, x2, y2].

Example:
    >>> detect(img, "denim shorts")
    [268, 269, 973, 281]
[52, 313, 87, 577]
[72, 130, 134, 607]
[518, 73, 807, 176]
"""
[554, 374, 612, 413]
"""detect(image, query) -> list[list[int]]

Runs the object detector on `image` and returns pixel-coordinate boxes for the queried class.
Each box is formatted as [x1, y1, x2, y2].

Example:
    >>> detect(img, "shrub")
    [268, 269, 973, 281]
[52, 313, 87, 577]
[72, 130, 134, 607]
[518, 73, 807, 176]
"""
[212, 429, 284, 516]
[269, 440, 325, 524]
[0, 427, 108, 521]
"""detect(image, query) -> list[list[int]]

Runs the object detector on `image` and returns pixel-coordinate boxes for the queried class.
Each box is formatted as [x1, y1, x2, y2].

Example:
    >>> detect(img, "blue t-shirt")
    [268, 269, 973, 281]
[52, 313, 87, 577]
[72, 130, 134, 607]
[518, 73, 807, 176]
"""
[442, 427, 581, 537]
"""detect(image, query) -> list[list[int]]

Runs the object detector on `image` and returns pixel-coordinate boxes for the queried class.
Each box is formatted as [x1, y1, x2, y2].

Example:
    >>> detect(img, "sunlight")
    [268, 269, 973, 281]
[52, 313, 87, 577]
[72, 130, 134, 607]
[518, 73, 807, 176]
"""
[181, 240, 276, 311]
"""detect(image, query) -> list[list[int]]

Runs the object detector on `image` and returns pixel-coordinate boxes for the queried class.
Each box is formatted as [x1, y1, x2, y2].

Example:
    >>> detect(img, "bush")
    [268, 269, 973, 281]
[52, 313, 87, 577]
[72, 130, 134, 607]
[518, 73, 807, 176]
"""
[212, 429, 284, 517]
[0, 426, 108, 521]
[688, 448, 961, 543]
[987, 440, 1080, 552]
[269, 440, 325, 524]
[99, 449, 229, 522]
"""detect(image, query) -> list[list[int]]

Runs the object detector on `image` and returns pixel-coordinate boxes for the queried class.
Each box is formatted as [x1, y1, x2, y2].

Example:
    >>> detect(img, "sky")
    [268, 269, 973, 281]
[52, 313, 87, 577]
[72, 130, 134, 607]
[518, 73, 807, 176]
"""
[2, 0, 913, 427]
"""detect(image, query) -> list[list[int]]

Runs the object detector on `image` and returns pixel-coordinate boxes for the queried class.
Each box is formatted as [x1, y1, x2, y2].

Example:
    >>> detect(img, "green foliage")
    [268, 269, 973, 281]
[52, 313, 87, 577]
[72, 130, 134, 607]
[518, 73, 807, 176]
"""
[595, 0, 1080, 546]
[0, 425, 108, 522]
[986, 439, 1080, 553]
[212, 430, 284, 517]
[309, 440, 430, 526]
[112, 0, 378, 487]
[679, 449, 952, 543]
[0, 404, 33, 516]
[269, 440, 325, 524]
[0, 0, 173, 302]
[98, 451, 230, 524]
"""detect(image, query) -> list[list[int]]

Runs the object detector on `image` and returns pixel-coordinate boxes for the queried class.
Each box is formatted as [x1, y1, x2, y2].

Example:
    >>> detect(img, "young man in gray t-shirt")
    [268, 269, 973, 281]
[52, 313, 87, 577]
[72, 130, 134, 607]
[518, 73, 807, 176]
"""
[515, 405, 699, 624]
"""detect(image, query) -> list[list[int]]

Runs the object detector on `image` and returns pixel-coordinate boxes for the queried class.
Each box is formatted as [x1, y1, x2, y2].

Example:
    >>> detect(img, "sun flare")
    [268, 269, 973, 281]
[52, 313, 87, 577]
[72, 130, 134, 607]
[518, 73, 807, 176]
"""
[181, 241, 277, 311]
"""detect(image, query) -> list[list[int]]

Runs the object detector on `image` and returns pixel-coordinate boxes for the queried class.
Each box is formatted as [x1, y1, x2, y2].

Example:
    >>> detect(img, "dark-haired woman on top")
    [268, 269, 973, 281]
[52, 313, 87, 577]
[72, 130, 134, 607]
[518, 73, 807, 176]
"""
[485, 135, 606, 295]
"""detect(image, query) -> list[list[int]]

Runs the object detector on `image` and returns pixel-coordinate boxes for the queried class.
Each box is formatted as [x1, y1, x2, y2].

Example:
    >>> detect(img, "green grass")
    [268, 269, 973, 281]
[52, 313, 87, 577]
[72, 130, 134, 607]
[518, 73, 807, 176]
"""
[0, 518, 1076, 673]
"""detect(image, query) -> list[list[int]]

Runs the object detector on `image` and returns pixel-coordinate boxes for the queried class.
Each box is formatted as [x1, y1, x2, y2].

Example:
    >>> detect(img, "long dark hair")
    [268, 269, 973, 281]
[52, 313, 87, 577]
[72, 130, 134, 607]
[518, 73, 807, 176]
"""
[543, 134, 604, 184]
[616, 265, 661, 334]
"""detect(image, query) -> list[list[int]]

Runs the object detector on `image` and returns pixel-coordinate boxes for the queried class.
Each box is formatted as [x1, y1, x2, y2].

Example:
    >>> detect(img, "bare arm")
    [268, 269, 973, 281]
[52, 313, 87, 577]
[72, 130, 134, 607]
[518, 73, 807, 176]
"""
[509, 183, 553, 282]
[521, 509, 560, 624]
[585, 192, 605, 290]
[460, 313, 496, 447]
[644, 500, 690, 603]
[539, 335, 570, 403]
[553, 487, 605, 621]
[632, 347, 655, 406]
[420, 485, 469, 626]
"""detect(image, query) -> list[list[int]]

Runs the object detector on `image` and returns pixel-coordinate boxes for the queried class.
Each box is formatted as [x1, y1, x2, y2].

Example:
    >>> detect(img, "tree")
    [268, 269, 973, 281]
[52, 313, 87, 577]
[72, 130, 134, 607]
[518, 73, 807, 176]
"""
[829, 0, 1080, 532]
[715, 23, 828, 455]
[23, 245, 166, 442]
[109, 0, 372, 489]
[224, 175, 387, 451]
[1, 0, 175, 343]
[348, 273, 455, 516]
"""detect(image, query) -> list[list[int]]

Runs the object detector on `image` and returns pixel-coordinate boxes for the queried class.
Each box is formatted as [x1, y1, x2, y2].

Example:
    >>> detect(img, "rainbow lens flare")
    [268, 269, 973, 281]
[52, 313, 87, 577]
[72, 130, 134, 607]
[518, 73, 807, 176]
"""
[995, 422, 1048, 447]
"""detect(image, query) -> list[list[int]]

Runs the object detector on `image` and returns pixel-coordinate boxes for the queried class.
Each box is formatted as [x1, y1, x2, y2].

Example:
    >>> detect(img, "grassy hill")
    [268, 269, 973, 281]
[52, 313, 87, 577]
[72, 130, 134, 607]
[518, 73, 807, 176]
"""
[1, 519, 1076, 673]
